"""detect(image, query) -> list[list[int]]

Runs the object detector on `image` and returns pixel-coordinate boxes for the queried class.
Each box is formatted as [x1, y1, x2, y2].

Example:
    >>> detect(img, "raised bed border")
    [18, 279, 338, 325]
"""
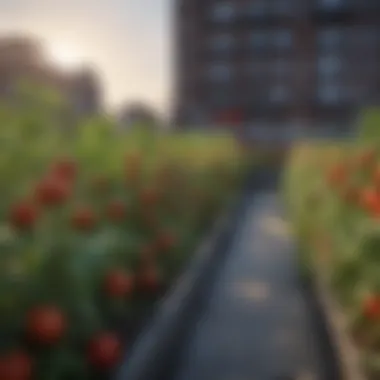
[301, 271, 367, 380]
[115, 169, 265, 380]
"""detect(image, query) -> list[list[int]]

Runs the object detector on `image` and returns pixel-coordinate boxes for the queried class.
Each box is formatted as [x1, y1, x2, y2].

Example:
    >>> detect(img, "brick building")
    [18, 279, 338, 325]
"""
[174, 0, 380, 134]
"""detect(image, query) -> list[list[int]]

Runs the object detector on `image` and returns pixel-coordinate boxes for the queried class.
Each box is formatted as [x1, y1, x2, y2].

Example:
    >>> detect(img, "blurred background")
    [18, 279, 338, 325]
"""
[0, 0, 171, 126]
[0, 0, 379, 138]
[174, 0, 380, 140]
[0, 1, 379, 380]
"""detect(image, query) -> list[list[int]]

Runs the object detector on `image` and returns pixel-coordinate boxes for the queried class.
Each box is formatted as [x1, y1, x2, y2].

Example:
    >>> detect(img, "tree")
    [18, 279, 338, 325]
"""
[118, 102, 161, 129]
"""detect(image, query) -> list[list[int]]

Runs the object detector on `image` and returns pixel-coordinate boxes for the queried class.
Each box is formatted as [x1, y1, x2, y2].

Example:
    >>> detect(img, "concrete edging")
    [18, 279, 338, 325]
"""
[313, 274, 366, 380]
[114, 194, 245, 380]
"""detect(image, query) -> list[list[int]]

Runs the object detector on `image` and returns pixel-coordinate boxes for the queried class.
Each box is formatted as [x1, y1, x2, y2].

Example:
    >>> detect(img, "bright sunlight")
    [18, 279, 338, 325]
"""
[47, 43, 84, 69]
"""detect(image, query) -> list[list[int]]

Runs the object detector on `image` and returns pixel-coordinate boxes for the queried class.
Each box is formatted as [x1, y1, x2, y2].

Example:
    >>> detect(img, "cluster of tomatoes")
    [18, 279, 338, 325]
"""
[326, 148, 380, 323]
[10, 158, 126, 232]
[0, 153, 207, 380]
[363, 296, 380, 322]
[285, 143, 380, 377]
[0, 310, 123, 379]
[327, 149, 380, 212]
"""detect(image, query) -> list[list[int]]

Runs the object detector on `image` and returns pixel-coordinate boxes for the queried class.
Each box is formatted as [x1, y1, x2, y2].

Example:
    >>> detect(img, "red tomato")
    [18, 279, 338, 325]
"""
[329, 167, 346, 186]
[156, 231, 176, 251]
[71, 206, 97, 231]
[51, 158, 76, 182]
[106, 200, 126, 222]
[105, 270, 134, 298]
[0, 350, 33, 380]
[9, 202, 38, 230]
[140, 188, 159, 206]
[360, 188, 380, 213]
[363, 295, 380, 321]
[35, 178, 70, 206]
[88, 332, 121, 369]
[26, 306, 66, 345]
[327, 163, 347, 187]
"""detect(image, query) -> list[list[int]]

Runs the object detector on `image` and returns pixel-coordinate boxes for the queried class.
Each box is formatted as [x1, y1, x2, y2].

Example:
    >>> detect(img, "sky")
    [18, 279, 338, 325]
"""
[0, 0, 172, 113]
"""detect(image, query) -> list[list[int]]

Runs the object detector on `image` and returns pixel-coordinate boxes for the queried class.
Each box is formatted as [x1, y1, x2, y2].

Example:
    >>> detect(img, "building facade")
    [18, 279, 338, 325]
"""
[174, 0, 380, 133]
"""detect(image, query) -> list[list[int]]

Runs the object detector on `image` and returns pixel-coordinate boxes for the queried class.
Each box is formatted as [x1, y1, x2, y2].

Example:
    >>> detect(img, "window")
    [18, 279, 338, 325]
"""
[318, 84, 340, 103]
[273, 30, 293, 49]
[249, 31, 268, 48]
[209, 34, 234, 50]
[211, 2, 235, 22]
[318, 55, 341, 76]
[208, 63, 232, 82]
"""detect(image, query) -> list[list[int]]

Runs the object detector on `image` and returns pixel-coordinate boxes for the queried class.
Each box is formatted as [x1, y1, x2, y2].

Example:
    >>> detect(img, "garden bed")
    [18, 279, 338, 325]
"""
[283, 137, 380, 380]
[0, 83, 257, 380]
[0, 147, 249, 380]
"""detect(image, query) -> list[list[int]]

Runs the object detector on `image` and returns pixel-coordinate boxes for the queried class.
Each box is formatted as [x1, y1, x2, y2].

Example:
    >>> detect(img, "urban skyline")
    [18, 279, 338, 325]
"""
[1, 0, 380, 124]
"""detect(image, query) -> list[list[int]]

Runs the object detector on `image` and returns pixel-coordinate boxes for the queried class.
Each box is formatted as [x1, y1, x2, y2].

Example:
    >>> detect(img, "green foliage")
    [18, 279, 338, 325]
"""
[358, 107, 380, 142]
[0, 82, 251, 379]
[284, 140, 380, 378]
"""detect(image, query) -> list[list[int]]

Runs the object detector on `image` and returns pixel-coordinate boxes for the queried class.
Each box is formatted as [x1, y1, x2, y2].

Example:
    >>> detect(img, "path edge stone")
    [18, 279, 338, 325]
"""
[313, 273, 367, 380]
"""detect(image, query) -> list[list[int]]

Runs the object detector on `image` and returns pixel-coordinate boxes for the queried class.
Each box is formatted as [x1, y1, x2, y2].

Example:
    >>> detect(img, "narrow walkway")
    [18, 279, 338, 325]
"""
[175, 192, 324, 380]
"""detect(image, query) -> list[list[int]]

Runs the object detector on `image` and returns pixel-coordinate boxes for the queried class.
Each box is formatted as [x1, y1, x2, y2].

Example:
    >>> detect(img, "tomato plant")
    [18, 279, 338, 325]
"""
[0, 83, 251, 379]
[284, 131, 380, 379]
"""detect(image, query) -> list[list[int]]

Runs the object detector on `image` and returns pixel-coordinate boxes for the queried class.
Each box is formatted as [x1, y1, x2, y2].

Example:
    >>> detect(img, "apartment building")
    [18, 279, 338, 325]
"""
[174, 0, 380, 134]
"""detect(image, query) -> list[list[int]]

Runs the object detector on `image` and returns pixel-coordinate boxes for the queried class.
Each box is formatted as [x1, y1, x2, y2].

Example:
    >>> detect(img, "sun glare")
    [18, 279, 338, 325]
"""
[48, 44, 83, 69]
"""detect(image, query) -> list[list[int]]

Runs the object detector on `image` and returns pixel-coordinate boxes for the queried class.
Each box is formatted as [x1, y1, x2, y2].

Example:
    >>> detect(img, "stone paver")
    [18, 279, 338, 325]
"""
[175, 192, 324, 380]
